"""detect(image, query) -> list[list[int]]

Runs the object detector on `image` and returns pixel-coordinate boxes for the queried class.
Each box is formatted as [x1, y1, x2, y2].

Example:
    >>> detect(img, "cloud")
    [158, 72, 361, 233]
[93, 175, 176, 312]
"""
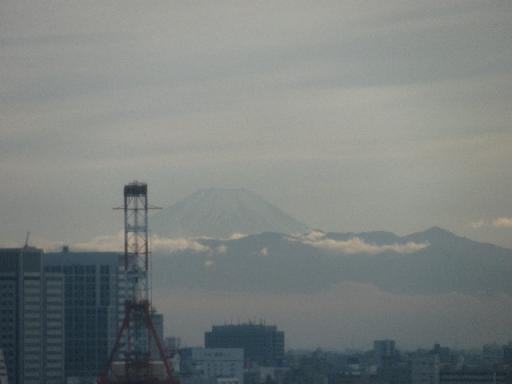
[72, 232, 124, 252]
[151, 236, 211, 253]
[290, 231, 428, 255]
[69, 232, 210, 253]
[216, 245, 228, 254]
[229, 233, 248, 240]
[493, 218, 512, 228]
[469, 220, 486, 229]
[300, 230, 326, 241]
[467, 218, 512, 229]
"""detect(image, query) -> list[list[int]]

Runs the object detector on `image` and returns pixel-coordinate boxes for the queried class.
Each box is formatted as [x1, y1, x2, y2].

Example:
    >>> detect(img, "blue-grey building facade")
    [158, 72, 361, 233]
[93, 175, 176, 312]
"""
[44, 248, 124, 381]
[0, 247, 65, 384]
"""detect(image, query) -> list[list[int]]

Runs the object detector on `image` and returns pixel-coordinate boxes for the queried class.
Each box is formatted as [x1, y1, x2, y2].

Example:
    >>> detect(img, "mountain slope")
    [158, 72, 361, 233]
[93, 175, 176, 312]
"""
[150, 188, 309, 238]
[152, 227, 512, 295]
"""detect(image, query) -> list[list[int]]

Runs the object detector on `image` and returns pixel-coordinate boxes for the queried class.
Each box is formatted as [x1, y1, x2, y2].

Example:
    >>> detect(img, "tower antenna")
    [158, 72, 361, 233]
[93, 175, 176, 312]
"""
[24, 231, 30, 248]
[98, 182, 178, 384]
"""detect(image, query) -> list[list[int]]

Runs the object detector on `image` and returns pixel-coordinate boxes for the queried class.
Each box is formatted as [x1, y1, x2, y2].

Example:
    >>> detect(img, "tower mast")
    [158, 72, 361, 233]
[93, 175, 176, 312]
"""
[98, 182, 178, 384]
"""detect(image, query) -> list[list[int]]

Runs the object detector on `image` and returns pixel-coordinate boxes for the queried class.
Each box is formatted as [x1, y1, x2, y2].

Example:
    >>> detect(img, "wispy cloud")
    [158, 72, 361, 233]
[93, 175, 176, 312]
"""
[151, 236, 210, 253]
[72, 233, 123, 252]
[493, 218, 512, 228]
[469, 220, 486, 229]
[216, 245, 228, 254]
[290, 231, 428, 255]
[468, 218, 512, 229]
[69, 232, 211, 253]
[229, 233, 248, 240]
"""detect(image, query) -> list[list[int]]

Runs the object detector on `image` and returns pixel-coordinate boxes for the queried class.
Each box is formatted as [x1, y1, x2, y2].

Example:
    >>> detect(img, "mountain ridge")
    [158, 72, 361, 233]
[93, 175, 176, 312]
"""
[151, 227, 512, 296]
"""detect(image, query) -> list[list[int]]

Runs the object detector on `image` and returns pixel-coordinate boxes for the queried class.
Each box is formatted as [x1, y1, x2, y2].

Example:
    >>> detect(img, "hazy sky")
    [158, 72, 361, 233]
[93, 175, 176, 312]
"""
[153, 284, 512, 350]
[1, 1, 512, 247]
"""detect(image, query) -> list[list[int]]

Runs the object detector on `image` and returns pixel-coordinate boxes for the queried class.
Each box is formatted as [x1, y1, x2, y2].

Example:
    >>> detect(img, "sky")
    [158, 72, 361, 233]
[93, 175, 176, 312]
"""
[1, 1, 512, 248]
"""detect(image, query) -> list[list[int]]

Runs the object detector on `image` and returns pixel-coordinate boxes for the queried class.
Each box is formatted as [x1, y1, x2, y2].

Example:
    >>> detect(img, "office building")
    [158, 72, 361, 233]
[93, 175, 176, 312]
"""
[205, 324, 284, 367]
[44, 248, 124, 381]
[0, 247, 65, 384]
[180, 348, 244, 384]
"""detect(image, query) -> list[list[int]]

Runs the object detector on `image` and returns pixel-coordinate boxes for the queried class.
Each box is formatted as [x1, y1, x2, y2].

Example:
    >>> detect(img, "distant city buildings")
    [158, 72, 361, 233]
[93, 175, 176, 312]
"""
[282, 341, 512, 384]
[373, 339, 407, 384]
[180, 347, 244, 384]
[503, 343, 512, 365]
[205, 324, 285, 368]
[439, 368, 509, 384]
[482, 343, 504, 367]
[411, 353, 439, 384]
[373, 340, 396, 369]
[165, 337, 182, 355]
[0, 247, 65, 384]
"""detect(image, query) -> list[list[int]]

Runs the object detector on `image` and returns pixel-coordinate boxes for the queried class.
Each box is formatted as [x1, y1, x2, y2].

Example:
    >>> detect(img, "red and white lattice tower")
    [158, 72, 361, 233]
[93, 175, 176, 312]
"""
[98, 182, 179, 384]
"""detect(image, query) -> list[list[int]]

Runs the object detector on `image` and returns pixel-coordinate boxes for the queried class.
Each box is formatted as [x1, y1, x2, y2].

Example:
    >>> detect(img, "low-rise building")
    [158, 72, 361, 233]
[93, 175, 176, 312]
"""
[180, 347, 244, 384]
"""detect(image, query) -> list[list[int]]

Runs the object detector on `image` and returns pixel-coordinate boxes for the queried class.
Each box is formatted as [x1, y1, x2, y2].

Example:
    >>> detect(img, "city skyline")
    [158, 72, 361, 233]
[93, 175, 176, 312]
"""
[2, 2, 512, 379]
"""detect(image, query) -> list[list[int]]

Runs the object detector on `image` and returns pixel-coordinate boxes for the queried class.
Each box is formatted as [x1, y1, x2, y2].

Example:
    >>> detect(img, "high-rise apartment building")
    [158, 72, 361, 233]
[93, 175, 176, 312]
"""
[205, 324, 284, 367]
[0, 247, 65, 384]
[44, 248, 124, 381]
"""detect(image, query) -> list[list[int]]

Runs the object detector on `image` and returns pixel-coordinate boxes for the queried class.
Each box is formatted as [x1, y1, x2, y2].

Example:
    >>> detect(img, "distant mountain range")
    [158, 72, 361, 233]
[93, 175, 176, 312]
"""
[152, 227, 512, 296]
[150, 188, 309, 238]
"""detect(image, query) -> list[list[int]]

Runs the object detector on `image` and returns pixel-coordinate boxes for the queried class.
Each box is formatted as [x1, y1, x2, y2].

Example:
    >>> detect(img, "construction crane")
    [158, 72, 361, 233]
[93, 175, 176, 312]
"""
[98, 182, 179, 384]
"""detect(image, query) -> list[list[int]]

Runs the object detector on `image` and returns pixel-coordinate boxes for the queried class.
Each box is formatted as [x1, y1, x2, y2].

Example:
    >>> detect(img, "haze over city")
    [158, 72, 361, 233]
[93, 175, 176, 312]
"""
[2, 1, 512, 352]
